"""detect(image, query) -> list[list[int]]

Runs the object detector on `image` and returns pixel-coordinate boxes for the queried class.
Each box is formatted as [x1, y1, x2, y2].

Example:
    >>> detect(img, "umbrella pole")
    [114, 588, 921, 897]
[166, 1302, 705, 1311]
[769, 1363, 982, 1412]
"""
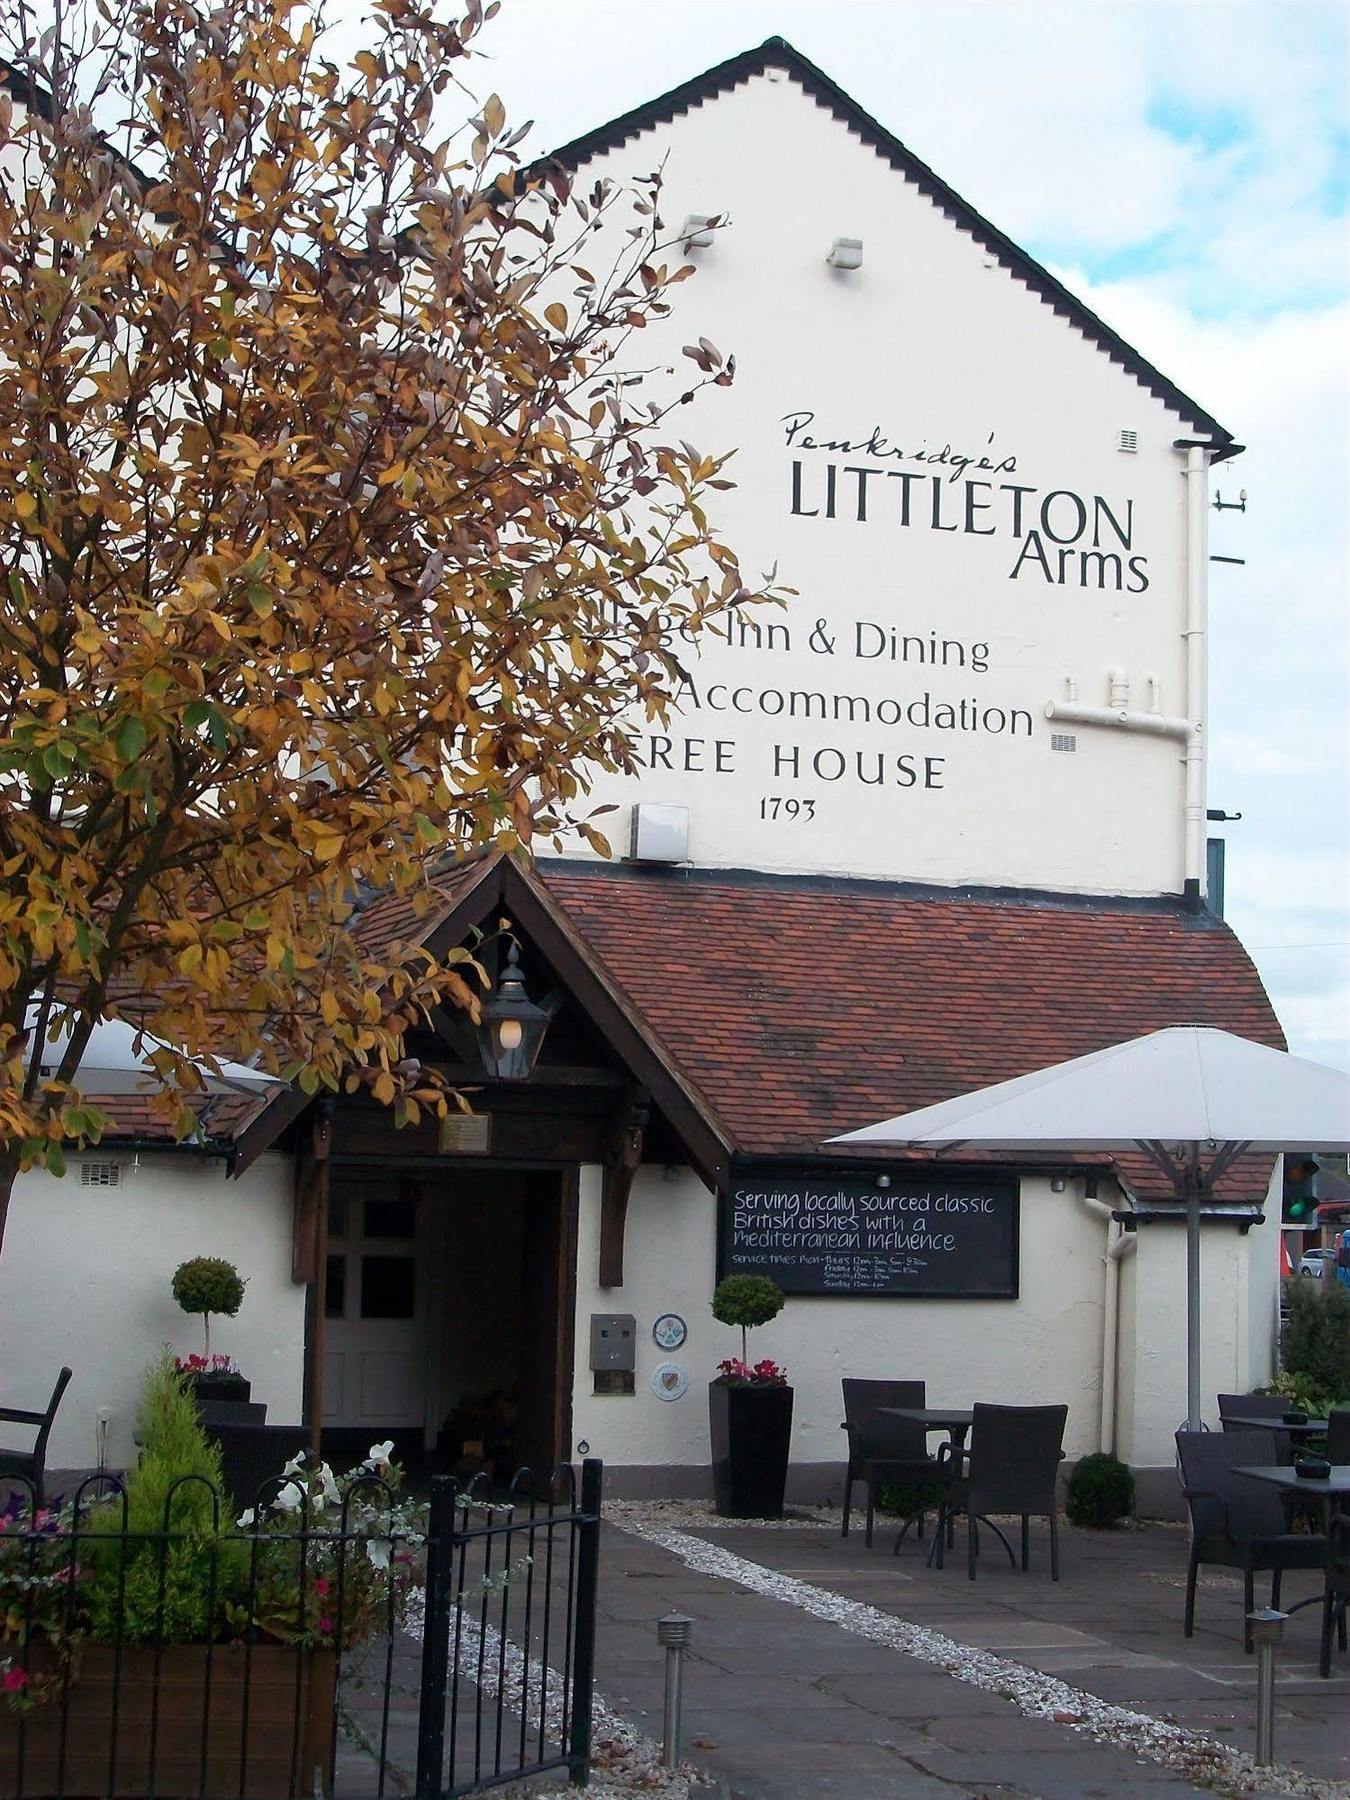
[1185, 1159, 1202, 1431]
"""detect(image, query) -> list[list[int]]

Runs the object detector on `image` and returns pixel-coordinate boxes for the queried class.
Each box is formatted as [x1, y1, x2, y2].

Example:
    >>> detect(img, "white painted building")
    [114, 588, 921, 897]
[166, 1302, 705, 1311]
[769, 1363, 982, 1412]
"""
[1, 41, 1283, 1511]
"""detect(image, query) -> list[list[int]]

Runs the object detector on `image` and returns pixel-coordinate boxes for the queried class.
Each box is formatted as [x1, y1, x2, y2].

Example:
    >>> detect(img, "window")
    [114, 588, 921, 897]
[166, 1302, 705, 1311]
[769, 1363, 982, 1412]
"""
[325, 1253, 346, 1319]
[360, 1255, 416, 1319]
[364, 1195, 417, 1240]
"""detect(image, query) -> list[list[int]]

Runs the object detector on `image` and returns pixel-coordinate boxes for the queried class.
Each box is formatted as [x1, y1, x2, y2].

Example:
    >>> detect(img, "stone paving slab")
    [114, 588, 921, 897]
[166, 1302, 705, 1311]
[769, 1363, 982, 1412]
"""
[592, 1521, 1237, 1798]
[634, 1510, 1349, 1791]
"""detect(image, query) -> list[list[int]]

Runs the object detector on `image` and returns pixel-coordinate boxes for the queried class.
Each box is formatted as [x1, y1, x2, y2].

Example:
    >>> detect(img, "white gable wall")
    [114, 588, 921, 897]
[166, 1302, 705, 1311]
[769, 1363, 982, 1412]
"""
[0, 1153, 302, 1473]
[564, 70, 1208, 894]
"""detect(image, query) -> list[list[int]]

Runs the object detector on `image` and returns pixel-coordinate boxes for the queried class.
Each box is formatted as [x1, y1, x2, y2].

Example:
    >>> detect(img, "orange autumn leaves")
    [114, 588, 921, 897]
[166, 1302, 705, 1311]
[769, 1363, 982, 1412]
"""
[0, 0, 778, 1203]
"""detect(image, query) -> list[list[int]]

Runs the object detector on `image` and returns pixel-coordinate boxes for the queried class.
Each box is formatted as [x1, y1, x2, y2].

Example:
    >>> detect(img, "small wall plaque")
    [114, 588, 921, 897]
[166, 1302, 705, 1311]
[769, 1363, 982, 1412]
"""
[438, 1112, 491, 1155]
[652, 1313, 688, 1352]
[651, 1362, 688, 1402]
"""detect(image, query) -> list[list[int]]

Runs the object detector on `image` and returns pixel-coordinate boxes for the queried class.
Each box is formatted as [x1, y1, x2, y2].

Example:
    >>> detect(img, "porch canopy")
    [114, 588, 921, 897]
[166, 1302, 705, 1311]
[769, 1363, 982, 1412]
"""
[830, 1026, 1350, 1430]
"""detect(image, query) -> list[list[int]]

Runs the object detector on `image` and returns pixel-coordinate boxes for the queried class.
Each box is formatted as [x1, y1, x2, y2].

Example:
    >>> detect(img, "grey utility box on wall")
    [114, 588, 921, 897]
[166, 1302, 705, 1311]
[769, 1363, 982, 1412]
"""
[589, 1314, 637, 1372]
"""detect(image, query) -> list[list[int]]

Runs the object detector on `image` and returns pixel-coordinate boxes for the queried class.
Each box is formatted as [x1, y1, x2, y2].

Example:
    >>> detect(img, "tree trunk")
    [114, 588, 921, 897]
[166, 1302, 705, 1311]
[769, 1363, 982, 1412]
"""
[0, 1155, 18, 1268]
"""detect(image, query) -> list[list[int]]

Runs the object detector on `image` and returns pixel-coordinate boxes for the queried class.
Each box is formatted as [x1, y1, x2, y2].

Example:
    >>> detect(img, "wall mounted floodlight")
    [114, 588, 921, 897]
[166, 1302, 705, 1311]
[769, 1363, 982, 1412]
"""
[681, 215, 717, 249]
[827, 237, 863, 270]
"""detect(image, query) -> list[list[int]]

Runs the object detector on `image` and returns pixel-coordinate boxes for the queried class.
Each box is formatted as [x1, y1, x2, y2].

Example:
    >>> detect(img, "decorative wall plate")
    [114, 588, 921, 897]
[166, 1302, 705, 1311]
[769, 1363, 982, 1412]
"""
[652, 1312, 688, 1351]
[651, 1362, 688, 1401]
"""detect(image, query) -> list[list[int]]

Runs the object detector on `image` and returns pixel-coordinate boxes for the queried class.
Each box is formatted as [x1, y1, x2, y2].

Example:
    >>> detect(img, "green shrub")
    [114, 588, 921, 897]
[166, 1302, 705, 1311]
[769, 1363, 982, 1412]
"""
[84, 1353, 246, 1642]
[711, 1275, 785, 1363]
[171, 1256, 246, 1361]
[1065, 1453, 1135, 1528]
[1279, 1276, 1350, 1410]
[874, 1479, 944, 1518]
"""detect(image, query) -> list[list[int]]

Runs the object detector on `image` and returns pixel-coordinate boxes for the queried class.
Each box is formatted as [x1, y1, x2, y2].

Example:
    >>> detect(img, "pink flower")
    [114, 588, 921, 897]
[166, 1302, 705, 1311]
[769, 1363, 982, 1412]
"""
[313, 1577, 331, 1597]
[317, 1617, 333, 1636]
[2, 1668, 29, 1693]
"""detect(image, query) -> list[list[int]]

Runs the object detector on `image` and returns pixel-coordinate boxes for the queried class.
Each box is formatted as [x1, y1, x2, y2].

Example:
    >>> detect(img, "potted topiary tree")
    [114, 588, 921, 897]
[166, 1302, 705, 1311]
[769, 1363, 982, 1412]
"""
[708, 1274, 791, 1518]
[172, 1257, 250, 1403]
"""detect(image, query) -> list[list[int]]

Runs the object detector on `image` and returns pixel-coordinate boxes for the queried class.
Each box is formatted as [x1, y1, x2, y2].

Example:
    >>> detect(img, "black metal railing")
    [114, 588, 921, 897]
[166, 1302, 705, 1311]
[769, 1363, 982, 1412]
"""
[416, 1462, 601, 1798]
[0, 1457, 602, 1799]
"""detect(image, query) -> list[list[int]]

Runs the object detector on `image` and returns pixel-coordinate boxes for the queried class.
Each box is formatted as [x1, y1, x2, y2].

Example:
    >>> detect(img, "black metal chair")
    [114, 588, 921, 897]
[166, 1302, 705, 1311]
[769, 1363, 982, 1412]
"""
[1324, 1407, 1350, 1465]
[840, 1379, 943, 1547]
[1175, 1428, 1327, 1653]
[932, 1402, 1067, 1582]
[1319, 1514, 1349, 1678]
[1216, 1393, 1287, 1423]
[0, 1366, 72, 1508]
[204, 1421, 310, 1514]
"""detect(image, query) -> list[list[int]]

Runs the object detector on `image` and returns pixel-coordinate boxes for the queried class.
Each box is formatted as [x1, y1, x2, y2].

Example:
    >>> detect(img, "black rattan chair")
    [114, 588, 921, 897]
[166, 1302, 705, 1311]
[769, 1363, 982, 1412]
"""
[932, 1402, 1067, 1581]
[928, 1404, 1065, 1576]
[840, 1379, 943, 1547]
[1324, 1408, 1350, 1465]
[1176, 1428, 1327, 1653]
[1216, 1393, 1287, 1423]
[0, 1367, 72, 1508]
[1319, 1514, 1349, 1678]
[205, 1421, 310, 1514]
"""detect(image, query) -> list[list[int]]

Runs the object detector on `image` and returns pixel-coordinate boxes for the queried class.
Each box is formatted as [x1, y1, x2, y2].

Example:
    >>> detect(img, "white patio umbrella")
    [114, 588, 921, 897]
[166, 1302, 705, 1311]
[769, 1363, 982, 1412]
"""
[829, 1026, 1350, 1430]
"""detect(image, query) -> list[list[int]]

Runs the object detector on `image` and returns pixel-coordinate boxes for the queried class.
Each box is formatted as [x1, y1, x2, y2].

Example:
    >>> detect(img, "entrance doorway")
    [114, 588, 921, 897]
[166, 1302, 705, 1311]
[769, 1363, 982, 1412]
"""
[322, 1164, 577, 1474]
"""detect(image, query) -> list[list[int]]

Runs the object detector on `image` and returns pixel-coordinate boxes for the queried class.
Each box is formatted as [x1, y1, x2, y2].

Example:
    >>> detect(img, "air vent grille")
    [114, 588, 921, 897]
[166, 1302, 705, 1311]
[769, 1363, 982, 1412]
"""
[1118, 429, 1139, 454]
[1050, 733, 1078, 754]
[80, 1160, 123, 1188]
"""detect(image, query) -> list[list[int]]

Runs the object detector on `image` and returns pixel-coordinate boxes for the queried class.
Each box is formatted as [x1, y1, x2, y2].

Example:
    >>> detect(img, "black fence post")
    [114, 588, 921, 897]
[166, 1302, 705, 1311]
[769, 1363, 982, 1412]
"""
[567, 1458, 603, 1787]
[416, 1475, 458, 1798]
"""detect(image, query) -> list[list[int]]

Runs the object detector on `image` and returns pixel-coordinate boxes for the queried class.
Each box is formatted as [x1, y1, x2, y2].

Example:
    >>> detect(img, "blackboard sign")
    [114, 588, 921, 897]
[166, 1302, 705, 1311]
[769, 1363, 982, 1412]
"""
[720, 1169, 1018, 1298]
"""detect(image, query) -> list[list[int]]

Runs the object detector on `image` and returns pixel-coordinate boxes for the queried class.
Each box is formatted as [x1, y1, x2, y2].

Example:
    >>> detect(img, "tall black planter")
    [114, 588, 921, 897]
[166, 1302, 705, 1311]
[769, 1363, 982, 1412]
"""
[709, 1382, 794, 1518]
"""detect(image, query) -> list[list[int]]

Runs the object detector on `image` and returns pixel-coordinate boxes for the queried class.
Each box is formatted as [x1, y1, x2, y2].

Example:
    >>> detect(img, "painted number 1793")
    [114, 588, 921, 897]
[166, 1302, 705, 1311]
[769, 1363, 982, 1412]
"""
[759, 797, 816, 821]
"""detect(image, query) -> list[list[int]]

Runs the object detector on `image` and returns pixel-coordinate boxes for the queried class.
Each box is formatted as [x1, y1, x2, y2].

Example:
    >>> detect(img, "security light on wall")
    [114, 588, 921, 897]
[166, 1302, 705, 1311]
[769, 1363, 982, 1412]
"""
[827, 237, 863, 270]
[681, 215, 717, 250]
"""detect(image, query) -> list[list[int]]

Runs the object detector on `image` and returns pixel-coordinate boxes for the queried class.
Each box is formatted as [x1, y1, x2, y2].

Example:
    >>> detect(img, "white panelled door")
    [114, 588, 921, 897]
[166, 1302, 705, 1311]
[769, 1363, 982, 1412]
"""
[322, 1172, 430, 1430]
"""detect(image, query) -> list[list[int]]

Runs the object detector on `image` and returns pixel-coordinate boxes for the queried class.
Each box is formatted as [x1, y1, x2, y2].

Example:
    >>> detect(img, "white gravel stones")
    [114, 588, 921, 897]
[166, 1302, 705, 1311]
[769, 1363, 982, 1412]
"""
[403, 1584, 708, 1797]
[617, 1520, 1350, 1800]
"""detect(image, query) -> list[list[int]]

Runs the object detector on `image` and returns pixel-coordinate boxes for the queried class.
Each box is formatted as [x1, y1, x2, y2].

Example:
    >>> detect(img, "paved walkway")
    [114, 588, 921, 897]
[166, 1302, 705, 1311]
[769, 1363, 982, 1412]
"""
[593, 1504, 1350, 1799]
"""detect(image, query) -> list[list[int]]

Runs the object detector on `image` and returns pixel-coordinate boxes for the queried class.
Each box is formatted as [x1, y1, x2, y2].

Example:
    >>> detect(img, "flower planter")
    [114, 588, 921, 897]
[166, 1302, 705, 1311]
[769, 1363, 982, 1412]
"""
[709, 1381, 794, 1518]
[0, 1643, 335, 1798]
[188, 1371, 252, 1405]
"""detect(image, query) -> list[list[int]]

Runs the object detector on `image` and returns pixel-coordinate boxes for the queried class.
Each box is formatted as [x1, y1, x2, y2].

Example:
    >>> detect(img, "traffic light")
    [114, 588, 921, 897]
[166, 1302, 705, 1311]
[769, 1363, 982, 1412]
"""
[1283, 1154, 1320, 1224]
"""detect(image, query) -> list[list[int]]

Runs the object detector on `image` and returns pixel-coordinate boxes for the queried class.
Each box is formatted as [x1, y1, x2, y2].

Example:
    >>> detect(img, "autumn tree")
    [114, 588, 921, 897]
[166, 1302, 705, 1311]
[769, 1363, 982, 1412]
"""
[0, 0, 773, 1251]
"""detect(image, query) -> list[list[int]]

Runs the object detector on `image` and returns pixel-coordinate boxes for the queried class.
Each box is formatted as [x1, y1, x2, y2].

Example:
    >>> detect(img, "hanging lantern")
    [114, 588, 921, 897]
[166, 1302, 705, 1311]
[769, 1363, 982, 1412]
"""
[474, 941, 552, 1080]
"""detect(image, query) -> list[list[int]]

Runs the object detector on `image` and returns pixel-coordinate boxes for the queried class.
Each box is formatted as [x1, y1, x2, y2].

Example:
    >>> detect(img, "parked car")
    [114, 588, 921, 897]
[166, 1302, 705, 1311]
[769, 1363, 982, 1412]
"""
[1299, 1247, 1336, 1278]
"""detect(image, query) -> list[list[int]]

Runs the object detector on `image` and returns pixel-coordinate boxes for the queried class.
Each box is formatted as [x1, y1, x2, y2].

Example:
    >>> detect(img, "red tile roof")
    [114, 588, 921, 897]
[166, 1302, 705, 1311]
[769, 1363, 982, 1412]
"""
[84, 858, 1286, 1205]
[539, 866, 1283, 1202]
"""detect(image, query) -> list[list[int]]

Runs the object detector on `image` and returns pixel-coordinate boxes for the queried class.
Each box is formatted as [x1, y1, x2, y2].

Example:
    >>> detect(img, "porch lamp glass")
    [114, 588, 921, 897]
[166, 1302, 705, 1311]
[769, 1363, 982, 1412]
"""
[476, 942, 550, 1080]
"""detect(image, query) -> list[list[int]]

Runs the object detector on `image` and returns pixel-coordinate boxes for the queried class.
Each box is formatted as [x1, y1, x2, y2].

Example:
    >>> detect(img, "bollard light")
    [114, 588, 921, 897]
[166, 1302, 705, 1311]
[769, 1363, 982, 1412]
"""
[656, 1611, 695, 1768]
[1247, 1607, 1286, 1767]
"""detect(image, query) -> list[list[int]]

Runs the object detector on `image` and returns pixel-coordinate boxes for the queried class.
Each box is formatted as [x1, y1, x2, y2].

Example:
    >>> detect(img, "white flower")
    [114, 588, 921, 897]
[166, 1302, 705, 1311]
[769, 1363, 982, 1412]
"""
[366, 1440, 395, 1467]
[274, 1480, 304, 1513]
[281, 1454, 307, 1478]
[365, 1535, 391, 1571]
[236, 1508, 256, 1529]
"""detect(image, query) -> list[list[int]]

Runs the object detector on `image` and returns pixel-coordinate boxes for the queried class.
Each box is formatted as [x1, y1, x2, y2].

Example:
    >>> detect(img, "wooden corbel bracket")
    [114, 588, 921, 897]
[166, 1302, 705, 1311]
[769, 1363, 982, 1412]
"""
[598, 1087, 650, 1289]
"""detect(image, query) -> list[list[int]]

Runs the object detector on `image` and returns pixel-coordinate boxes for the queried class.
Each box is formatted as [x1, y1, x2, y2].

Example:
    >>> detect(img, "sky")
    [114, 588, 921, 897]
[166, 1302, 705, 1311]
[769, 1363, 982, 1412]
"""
[431, 0, 1350, 1067]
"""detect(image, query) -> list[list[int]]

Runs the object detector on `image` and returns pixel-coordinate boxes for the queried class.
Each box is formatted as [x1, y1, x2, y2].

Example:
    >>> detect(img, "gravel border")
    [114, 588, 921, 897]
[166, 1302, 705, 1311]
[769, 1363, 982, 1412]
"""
[402, 1586, 708, 1797]
[617, 1519, 1350, 1800]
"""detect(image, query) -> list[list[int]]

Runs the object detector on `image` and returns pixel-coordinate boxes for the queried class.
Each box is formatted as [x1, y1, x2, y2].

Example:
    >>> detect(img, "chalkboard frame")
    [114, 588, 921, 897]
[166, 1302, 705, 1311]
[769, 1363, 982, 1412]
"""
[717, 1165, 1020, 1300]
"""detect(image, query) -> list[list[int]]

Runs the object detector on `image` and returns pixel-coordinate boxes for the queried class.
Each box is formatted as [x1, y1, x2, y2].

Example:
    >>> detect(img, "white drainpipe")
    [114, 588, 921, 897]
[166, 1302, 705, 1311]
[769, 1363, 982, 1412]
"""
[1044, 439, 1213, 902]
[1179, 441, 1211, 903]
[1078, 1184, 1137, 1456]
